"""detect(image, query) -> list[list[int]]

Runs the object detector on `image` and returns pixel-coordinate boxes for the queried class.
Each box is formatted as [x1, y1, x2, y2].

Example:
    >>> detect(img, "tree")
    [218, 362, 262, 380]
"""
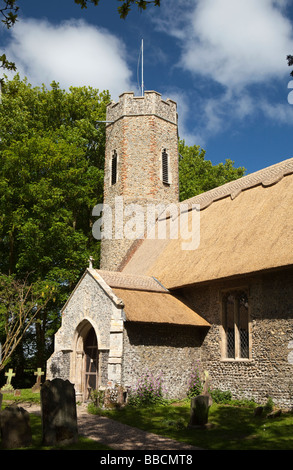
[0, 0, 18, 28]
[0, 274, 56, 373]
[75, 0, 160, 18]
[0, 0, 18, 72]
[287, 55, 293, 77]
[0, 75, 110, 372]
[0, 76, 247, 380]
[178, 139, 246, 201]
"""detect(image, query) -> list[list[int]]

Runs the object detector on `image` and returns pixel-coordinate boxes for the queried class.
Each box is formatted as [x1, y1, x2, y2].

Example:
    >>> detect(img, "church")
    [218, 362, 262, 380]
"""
[46, 90, 293, 408]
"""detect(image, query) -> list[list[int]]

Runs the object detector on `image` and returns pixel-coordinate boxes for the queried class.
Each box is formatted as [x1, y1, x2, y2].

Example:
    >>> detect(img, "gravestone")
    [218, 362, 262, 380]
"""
[189, 394, 212, 427]
[1, 368, 15, 393]
[0, 404, 32, 449]
[32, 367, 44, 392]
[41, 378, 78, 446]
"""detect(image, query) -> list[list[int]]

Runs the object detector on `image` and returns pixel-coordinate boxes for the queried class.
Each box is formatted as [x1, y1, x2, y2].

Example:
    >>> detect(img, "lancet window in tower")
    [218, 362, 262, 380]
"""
[162, 148, 169, 184]
[111, 150, 118, 185]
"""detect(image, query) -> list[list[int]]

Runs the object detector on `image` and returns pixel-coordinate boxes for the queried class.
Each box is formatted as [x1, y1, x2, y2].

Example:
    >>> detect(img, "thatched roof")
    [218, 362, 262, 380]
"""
[95, 270, 167, 292]
[112, 287, 210, 326]
[61, 268, 209, 326]
[122, 157, 293, 289]
[95, 270, 210, 327]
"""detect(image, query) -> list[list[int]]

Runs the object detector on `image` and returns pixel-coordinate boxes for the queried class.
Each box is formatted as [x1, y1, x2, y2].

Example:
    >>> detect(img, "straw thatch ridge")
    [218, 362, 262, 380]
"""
[182, 156, 293, 211]
[96, 269, 168, 292]
[122, 157, 293, 289]
[112, 287, 210, 326]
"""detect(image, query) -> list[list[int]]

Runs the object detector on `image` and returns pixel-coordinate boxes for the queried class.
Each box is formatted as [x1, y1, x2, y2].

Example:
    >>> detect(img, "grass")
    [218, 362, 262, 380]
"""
[24, 414, 111, 450]
[95, 399, 293, 450]
[2, 389, 293, 450]
[0, 389, 111, 450]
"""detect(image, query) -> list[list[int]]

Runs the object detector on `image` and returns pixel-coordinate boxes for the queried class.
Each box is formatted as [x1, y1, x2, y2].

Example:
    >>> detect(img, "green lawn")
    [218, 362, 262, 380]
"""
[26, 414, 112, 450]
[2, 390, 293, 450]
[98, 400, 293, 450]
[0, 389, 111, 450]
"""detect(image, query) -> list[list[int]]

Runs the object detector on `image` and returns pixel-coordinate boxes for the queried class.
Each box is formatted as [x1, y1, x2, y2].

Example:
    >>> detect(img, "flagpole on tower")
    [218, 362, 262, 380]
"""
[141, 39, 144, 96]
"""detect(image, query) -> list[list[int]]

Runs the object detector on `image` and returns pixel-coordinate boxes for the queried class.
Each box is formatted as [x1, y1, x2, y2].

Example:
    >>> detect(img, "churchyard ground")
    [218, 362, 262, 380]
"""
[1, 389, 293, 450]
[93, 399, 293, 450]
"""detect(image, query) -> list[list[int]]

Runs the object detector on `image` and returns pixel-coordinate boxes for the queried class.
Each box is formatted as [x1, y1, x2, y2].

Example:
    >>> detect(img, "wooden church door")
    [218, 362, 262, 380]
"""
[83, 327, 99, 400]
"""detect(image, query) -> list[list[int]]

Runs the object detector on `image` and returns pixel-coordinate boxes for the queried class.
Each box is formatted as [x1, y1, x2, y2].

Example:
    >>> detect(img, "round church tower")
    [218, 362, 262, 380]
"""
[99, 91, 179, 271]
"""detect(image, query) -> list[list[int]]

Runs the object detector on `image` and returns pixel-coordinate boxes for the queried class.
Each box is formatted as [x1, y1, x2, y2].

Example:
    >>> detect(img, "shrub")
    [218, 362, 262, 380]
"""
[127, 370, 166, 407]
[210, 389, 232, 404]
[264, 397, 274, 414]
[187, 362, 203, 398]
[90, 388, 105, 407]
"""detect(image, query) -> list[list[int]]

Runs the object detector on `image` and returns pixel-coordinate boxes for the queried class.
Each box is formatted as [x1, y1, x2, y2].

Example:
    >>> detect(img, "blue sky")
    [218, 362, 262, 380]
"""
[1, 0, 293, 174]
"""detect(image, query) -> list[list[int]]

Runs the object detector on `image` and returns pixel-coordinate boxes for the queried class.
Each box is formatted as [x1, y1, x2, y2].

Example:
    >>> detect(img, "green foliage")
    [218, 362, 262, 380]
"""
[264, 397, 274, 414]
[0, 1, 19, 74]
[117, 0, 160, 18]
[179, 139, 246, 201]
[102, 400, 293, 450]
[210, 389, 232, 404]
[186, 362, 203, 398]
[0, 0, 19, 29]
[287, 54, 293, 77]
[127, 370, 167, 407]
[0, 273, 57, 371]
[1, 388, 41, 405]
[0, 75, 110, 370]
[0, 75, 110, 280]
[74, 0, 160, 19]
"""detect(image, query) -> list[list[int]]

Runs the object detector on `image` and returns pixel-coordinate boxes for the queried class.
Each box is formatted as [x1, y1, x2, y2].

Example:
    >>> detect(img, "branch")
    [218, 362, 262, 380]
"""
[287, 55, 293, 77]
[118, 0, 161, 19]
[0, 0, 19, 72]
[0, 276, 56, 371]
[0, 0, 19, 28]
[74, 0, 160, 18]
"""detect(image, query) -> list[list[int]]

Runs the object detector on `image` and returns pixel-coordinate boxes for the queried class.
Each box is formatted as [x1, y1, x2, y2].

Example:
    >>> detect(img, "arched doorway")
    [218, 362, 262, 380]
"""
[83, 326, 99, 401]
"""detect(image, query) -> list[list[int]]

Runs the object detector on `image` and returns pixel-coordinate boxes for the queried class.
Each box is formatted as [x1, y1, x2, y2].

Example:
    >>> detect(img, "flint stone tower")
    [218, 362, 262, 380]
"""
[100, 91, 179, 271]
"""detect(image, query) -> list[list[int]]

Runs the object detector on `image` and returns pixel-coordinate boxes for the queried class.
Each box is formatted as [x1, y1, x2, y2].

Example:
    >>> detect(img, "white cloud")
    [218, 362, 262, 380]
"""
[165, 0, 293, 89]
[4, 18, 133, 99]
[155, 0, 293, 143]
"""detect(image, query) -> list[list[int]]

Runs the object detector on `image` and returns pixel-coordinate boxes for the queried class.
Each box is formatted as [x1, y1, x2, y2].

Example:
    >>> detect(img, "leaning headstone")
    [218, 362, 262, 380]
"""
[189, 394, 212, 427]
[41, 378, 78, 446]
[254, 406, 263, 417]
[1, 368, 15, 393]
[32, 367, 44, 393]
[202, 370, 210, 395]
[0, 404, 32, 449]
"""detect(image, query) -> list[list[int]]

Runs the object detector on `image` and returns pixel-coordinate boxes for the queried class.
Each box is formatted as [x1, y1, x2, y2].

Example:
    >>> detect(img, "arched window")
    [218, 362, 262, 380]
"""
[111, 150, 118, 185]
[84, 327, 99, 399]
[162, 148, 169, 184]
[222, 291, 250, 359]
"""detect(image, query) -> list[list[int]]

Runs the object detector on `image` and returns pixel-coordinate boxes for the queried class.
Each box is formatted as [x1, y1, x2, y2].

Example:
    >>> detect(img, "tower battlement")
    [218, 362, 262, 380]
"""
[106, 91, 177, 125]
[101, 90, 179, 271]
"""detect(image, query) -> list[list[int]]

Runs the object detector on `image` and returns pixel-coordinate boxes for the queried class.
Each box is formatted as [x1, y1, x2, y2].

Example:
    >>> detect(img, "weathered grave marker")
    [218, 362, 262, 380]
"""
[41, 378, 78, 446]
[0, 404, 32, 449]
[1, 368, 15, 393]
[32, 367, 44, 392]
[189, 394, 213, 427]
